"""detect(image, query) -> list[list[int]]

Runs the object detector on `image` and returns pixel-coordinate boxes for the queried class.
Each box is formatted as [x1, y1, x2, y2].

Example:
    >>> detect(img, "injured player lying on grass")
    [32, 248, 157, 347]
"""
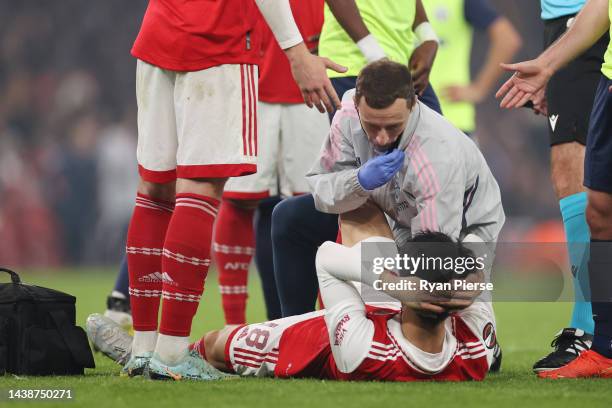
[88, 204, 500, 381]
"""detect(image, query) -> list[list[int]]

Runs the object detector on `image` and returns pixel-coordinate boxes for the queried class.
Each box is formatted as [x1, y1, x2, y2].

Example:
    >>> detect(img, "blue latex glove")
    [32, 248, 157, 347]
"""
[357, 149, 405, 191]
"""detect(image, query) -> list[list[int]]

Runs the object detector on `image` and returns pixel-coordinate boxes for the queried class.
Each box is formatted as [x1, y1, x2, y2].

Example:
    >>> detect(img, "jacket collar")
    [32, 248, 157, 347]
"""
[398, 100, 421, 151]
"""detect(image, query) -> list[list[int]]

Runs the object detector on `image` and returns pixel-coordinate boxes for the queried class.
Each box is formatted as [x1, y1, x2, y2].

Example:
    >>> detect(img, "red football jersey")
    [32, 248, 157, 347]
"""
[274, 307, 490, 382]
[132, 0, 262, 72]
[258, 0, 324, 104]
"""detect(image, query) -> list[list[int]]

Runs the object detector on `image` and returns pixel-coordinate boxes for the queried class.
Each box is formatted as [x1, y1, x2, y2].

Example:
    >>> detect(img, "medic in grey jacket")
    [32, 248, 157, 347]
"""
[306, 60, 505, 247]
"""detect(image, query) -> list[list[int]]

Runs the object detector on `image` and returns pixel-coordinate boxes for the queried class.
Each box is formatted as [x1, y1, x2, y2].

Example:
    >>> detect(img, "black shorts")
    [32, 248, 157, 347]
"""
[544, 15, 609, 146]
[584, 76, 612, 193]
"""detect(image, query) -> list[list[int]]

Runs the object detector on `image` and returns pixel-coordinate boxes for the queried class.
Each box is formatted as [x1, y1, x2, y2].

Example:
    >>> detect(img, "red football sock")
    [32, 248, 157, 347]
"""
[213, 200, 255, 325]
[159, 193, 219, 337]
[189, 337, 207, 360]
[126, 193, 174, 332]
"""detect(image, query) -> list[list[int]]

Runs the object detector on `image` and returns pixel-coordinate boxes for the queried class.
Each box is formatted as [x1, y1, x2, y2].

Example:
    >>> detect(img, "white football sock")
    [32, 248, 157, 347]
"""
[132, 331, 157, 356]
[154, 334, 189, 366]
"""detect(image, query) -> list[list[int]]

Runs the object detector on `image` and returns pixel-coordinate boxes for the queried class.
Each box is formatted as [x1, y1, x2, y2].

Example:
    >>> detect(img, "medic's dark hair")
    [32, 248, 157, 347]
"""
[355, 59, 416, 109]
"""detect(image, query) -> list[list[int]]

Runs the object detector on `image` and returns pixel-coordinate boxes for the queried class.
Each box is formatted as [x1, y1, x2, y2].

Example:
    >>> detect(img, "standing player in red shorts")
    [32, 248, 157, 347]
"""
[214, 0, 330, 326]
[125, 0, 346, 380]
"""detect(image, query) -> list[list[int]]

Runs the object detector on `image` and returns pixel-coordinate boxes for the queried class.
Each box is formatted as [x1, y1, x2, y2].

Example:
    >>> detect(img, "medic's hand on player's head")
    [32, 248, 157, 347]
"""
[286, 42, 348, 113]
[357, 149, 405, 191]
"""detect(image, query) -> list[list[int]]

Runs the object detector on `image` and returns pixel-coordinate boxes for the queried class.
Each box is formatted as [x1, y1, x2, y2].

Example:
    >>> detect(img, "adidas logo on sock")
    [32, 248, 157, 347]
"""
[139, 272, 176, 285]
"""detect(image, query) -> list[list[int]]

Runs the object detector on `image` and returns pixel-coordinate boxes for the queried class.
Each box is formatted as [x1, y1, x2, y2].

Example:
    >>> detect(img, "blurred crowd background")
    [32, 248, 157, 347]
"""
[0, 0, 557, 268]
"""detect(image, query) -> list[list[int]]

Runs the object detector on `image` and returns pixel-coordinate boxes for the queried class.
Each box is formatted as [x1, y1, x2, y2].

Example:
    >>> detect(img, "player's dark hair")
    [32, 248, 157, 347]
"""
[397, 231, 479, 282]
[355, 59, 416, 109]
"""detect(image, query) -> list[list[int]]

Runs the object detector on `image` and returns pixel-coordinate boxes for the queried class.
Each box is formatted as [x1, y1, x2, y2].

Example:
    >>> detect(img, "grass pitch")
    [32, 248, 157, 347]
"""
[3, 268, 612, 408]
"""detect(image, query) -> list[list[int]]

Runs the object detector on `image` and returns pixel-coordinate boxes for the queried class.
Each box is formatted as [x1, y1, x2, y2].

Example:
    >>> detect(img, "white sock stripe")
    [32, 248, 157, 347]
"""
[212, 242, 255, 255]
[162, 248, 211, 266]
[129, 288, 162, 297]
[175, 197, 218, 214]
[135, 203, 166, 212]
[176, 198, 218, 215]
[161, 290, 201, 299]
[129, 288, 162, 293]
[161, 291, 202, 302]
[135, 202, 173, 213]
[219, 285, 248, 294]
[175, 202, 217, 218]
[126, 246, 163, 256]
[136, 197, 174, 212]
[136, 196, 174, 208]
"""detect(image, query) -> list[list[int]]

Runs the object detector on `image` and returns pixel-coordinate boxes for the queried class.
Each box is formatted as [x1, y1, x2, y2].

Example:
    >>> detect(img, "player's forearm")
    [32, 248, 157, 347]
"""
[473, 18, 522, 97]
[539, 0, 609, 73]
[413, 0, 429, 30]
[325, 0, 370, 42]
[255, 0, 303, 50]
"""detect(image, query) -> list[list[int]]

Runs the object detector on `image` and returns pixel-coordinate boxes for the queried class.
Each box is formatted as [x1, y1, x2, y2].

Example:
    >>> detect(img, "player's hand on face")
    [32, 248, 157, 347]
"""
[442, 83, 485, 104]
[430, 270, 485, 312]
[357, 149, 405, 190]
[496, 58, 553, 109]
[287, 43, 348, 113]
[409, 41, 438, 95]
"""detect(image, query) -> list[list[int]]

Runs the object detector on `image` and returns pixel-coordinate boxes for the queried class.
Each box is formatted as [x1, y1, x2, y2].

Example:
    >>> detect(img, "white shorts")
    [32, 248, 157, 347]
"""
[136, 59, 258, 182]
[223, 102, 329, 199]
[225, 311, 324, 377]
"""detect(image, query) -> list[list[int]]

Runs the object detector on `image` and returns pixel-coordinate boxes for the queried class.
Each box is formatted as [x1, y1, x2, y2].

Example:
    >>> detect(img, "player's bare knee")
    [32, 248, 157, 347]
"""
[586, 192, 612, 238]
[550, 143, 585, 199]
[550, 170, 575, 199]
[137, 179, 176, 202]
[202, 330, 226, 368]
[176, 177, 228, 200]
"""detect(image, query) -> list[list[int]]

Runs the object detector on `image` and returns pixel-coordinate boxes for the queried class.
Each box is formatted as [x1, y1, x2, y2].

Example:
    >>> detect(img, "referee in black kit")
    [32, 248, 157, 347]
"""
[525, 1, 608, 374]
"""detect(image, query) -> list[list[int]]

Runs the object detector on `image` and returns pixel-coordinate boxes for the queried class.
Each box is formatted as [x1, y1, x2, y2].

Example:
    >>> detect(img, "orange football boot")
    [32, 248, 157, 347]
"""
[538, 350, 612, 379]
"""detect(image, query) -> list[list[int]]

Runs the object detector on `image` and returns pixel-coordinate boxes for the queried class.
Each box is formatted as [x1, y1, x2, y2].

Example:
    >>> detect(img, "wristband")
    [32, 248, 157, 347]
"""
[414, 22, 439, 47]
[356, 34, 386, 63]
